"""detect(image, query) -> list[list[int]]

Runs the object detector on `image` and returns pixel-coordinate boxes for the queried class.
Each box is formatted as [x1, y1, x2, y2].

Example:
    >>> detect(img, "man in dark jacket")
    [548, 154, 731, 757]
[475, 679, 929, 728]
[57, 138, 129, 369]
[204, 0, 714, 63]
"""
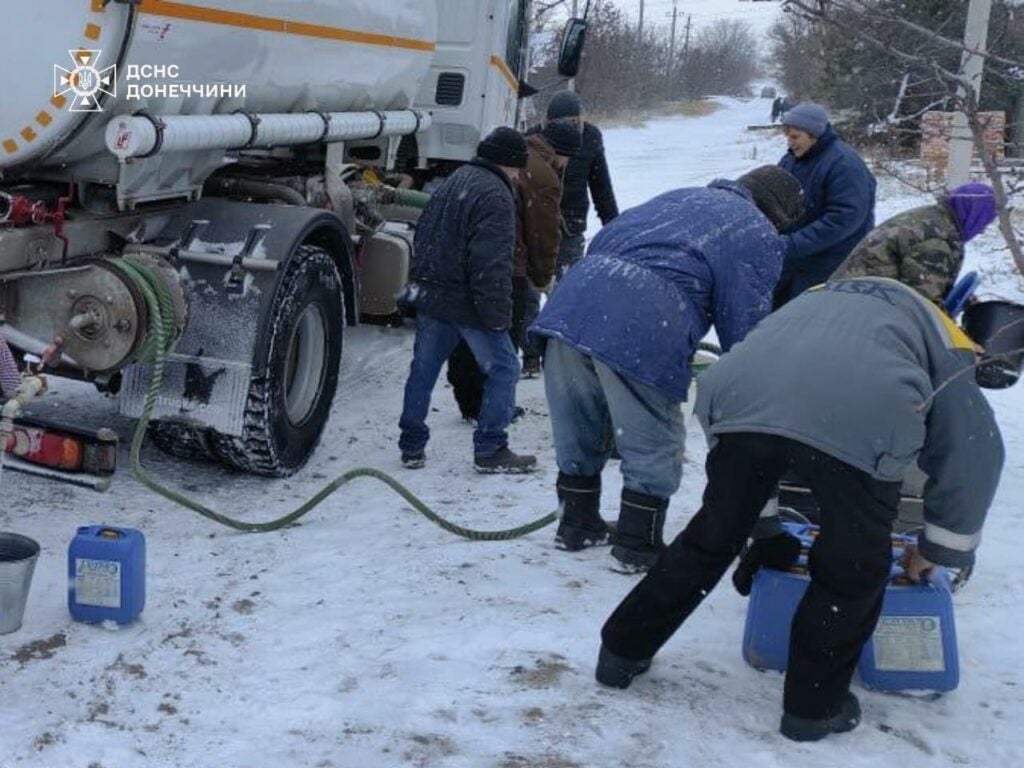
[596, 277, 1004, 742]
[446, 121, 580, 415]
[833, 182, 997, 304]
[397, 127, 536, 474]
[530, 166, 804, 573]
[774, 103, 876, 306]
[545, 90, 619, 281]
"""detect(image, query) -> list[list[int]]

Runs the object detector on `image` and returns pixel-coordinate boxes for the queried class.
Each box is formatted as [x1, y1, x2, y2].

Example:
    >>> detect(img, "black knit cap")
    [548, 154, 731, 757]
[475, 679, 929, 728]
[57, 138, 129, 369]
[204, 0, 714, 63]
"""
[541, 120, 582, 158]
[547, 90, 582, 120]
[476, 127, 529, 169]
[736, 166, 804, 232]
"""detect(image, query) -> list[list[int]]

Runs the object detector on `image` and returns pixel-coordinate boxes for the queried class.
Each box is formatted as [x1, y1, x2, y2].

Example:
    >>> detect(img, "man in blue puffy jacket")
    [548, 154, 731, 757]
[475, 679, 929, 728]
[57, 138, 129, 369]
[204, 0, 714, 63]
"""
[774, 103, 876, 306]
[530, 166, 804, 572]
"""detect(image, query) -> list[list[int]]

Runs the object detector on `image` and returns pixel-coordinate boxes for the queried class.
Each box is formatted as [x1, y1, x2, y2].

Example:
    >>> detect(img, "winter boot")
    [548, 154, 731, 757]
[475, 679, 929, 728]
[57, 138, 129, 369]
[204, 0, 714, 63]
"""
[780, 692, 862, 742]
[554, 472, 612, 551]
[595, 644, 652, 689]
[610, 489, 668, 574]
[521, 356, 542, 379]
[474, 446, 537, 474]
[401, 451, 426, 469]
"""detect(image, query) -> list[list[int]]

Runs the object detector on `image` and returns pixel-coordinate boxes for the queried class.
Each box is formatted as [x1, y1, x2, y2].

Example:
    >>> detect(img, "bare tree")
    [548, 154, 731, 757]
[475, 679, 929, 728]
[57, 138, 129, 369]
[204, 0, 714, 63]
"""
[678, 20, 761, 99]
[534, 0, 572, 24]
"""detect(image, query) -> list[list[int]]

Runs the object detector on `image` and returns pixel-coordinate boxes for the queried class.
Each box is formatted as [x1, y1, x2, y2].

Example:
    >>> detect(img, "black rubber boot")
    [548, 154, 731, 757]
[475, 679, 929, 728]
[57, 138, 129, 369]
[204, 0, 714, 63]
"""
[554, 472, 612, 551]
[595, 644, 652, 689]
[780, 692, 862, 742]
[610, 489, 668, 574]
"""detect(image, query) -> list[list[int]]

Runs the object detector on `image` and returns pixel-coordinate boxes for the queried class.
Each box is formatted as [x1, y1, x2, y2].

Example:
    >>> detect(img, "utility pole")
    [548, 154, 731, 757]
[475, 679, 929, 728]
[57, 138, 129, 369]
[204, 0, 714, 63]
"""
[637, 0, 645, 44]
[665, 0, 679, 99]
[667, 0, 679, 74]
[682, 14, 692, 61]
[946, 0, 993, 187]
[569, 0, 580, 92]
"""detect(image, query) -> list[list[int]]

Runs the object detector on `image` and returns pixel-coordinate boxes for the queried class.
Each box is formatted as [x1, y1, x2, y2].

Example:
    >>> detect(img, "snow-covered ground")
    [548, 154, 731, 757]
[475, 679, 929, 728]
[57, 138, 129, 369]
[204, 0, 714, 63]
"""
[2, 96, 1022, 768]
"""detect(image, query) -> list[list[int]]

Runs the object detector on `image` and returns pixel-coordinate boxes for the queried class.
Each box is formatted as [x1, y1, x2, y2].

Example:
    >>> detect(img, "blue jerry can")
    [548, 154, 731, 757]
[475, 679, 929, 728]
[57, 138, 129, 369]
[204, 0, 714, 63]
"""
[68, 526, 146, 625]
[741, 523, 958, 693]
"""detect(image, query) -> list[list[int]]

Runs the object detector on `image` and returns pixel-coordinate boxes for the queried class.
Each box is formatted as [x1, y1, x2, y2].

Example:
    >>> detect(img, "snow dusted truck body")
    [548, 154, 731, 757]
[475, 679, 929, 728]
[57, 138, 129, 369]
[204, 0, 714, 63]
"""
[0, 0, 582, 477]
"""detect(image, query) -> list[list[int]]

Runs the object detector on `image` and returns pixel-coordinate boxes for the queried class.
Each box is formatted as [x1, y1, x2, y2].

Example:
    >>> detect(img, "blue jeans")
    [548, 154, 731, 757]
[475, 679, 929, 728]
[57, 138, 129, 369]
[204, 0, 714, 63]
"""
[543, 338, 686, 499]
[399, 313, 520, 457]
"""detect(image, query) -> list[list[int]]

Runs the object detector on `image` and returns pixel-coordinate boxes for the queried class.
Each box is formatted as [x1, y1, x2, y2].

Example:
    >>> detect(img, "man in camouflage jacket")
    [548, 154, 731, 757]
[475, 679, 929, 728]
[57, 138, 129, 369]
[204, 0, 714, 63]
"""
[833, 183, 997, 304]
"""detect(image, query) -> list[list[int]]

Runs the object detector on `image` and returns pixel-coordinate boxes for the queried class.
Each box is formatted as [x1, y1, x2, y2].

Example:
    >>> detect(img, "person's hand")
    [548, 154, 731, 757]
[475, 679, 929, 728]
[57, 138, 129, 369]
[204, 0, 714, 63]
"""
[732, 531, 802, 596]
[900, 542, 936, 583]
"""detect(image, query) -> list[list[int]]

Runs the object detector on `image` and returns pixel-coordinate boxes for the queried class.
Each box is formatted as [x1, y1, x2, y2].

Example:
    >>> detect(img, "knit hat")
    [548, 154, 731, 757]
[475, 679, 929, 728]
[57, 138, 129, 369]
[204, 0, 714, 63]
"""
[541, 120, 582, 158]
[736, 166, 805, 232]
[476, 127, 528, 169]
[547, 90, 582, 120]
[947, 182, 996, 242]
[781, 102, 830, 138]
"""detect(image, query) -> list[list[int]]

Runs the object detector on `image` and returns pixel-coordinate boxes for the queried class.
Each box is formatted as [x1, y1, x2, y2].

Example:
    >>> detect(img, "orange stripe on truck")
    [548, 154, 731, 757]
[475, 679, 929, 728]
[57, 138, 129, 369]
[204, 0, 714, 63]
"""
[137, 0, 436, 52]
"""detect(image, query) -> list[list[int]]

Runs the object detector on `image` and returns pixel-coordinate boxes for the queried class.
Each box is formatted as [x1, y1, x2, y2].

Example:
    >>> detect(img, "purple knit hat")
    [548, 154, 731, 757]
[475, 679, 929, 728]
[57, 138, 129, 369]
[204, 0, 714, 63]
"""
[947, 183, 996, 242]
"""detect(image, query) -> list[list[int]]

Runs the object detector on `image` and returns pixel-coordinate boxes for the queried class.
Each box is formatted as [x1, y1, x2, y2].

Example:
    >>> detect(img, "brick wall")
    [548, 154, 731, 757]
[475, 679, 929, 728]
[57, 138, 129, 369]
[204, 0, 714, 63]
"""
[920, 110, 1007, 168]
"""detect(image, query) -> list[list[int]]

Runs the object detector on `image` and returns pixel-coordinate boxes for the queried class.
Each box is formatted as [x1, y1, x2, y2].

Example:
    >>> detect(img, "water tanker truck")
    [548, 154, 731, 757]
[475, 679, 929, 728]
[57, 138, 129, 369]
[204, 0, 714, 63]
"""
[0, 0, 586, 479]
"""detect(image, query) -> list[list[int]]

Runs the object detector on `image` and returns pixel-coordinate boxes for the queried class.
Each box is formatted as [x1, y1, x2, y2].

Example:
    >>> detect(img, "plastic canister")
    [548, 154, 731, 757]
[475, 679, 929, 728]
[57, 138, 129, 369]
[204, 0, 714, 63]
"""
[68, 526, 145, 625]
[741, 523, 958, 692]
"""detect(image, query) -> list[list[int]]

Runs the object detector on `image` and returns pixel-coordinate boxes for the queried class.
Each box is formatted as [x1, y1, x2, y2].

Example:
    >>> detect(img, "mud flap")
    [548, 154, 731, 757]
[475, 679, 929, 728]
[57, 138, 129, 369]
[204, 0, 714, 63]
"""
[119, 353, 252, 436]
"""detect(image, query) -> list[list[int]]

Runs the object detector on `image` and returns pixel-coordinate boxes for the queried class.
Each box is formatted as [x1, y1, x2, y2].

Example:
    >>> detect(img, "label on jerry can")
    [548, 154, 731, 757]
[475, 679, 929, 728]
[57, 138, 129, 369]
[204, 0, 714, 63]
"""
[872, 616, 945, 672]
[74, 558, 122, 609]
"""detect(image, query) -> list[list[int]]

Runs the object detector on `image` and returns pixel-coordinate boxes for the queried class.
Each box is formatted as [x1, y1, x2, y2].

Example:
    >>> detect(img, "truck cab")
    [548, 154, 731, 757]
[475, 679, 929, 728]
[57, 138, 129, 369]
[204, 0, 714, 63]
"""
[416, 0, 529, 164]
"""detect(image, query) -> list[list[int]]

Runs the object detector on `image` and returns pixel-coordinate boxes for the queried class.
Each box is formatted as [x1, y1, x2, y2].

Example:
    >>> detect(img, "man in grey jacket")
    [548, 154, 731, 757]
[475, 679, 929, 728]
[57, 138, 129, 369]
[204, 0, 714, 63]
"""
[594, 277, 1005, 742]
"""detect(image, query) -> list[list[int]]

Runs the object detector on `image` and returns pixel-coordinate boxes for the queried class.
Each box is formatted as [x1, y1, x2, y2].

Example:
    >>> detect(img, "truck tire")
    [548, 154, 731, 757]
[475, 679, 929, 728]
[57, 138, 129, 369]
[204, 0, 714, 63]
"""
[148, 421, 216, 462]
[209, 245, 345, 476]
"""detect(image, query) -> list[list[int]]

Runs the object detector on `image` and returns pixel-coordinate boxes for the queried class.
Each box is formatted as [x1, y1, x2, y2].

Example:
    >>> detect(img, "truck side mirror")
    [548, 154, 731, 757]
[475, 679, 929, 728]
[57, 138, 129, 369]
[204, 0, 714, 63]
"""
[557, 18, 587, 78]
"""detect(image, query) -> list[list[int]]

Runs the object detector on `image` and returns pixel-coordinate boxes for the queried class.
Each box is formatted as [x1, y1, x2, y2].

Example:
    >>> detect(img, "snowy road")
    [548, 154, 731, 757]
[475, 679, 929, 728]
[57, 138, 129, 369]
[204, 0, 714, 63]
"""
[1, 96, 1022, 768]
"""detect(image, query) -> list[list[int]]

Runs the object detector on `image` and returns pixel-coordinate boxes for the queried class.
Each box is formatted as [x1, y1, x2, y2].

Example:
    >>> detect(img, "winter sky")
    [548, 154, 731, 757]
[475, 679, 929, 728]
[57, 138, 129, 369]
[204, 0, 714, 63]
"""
[608, 0, 784, 36]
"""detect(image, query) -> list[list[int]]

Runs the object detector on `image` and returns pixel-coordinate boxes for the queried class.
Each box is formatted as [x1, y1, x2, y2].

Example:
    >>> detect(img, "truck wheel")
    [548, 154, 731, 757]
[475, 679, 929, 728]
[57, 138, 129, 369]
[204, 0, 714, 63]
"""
[210, 245, 344, 476]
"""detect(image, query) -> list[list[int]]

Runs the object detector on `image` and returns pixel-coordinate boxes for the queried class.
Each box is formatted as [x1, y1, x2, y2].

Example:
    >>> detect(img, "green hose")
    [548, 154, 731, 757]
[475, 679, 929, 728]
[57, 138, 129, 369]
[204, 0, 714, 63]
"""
[387, 188, 431, 209]
[113, 257, 556, 539]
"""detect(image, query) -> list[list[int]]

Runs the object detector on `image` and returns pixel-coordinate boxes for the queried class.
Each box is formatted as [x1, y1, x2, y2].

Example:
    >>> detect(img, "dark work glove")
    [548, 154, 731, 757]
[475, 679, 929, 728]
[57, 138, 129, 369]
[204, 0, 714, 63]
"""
[732, 531, 803, 597]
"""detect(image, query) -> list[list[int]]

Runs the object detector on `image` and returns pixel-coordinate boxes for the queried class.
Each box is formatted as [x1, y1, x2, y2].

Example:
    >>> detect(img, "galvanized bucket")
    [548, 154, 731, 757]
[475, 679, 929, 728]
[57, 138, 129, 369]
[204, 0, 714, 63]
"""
[0, 532, 40, 634]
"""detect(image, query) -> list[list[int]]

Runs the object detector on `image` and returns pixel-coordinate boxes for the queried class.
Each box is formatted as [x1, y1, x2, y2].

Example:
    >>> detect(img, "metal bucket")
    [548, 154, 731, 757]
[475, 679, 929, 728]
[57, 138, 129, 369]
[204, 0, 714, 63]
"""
[0, 532, 40, 634]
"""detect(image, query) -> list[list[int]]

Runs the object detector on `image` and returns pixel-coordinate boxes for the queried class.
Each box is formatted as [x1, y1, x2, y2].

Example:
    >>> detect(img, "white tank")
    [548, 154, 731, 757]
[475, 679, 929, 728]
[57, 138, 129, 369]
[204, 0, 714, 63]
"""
[0, 0, 438, 171]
